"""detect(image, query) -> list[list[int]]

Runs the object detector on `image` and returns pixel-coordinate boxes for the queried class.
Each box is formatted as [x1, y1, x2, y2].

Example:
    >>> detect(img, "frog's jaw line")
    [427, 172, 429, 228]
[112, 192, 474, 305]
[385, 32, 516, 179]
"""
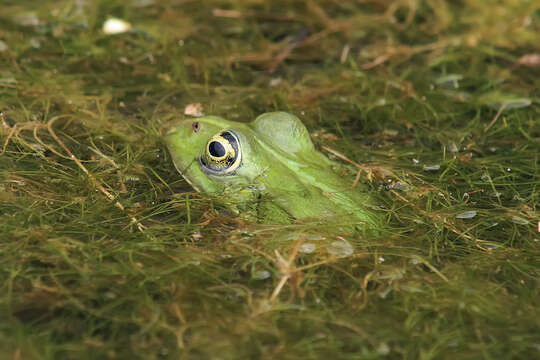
[181, 173, 201, 193]
[173, 158, 202, 193]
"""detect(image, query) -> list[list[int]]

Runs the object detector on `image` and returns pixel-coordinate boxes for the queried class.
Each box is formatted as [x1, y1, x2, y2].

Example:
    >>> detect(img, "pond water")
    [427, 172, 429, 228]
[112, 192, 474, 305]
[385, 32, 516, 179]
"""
[1, 1, 538, 359]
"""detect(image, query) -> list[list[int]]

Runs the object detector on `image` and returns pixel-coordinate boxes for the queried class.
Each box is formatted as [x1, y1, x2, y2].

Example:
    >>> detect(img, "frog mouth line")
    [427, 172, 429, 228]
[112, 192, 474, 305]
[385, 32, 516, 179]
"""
[172, 158, 202, 193]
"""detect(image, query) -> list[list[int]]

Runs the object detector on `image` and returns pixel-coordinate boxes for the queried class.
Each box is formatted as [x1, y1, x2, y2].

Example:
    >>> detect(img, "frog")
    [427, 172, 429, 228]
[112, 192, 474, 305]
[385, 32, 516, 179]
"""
[164, 111, 382, 230]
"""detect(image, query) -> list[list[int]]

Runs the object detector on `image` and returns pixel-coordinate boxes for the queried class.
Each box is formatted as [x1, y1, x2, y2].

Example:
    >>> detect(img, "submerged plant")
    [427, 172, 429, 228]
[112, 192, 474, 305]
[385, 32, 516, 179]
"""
[0, 0, 538, 359]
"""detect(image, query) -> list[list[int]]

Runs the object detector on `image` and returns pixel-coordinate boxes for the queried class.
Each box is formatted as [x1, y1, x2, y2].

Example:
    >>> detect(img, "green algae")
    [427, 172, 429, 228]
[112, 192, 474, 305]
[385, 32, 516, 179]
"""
[1, 0, 539, 359]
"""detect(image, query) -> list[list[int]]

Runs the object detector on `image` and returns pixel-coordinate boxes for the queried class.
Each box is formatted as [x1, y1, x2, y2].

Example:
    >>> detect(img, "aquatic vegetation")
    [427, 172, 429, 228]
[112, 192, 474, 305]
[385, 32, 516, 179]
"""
[1, 0, 538, 359]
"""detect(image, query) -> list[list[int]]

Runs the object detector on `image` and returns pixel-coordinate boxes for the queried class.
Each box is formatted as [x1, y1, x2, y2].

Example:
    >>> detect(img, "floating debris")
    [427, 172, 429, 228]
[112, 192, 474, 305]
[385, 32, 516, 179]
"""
[448, 90, 473, 101]
[481, 173, 491, 182]
[0, 40, 7, 52]
[269, 77, 282, 87]
[484, 221, 499, 228]
[376, 342, 391, 356]
[447, 141, 459, 153]
[0, 74, 17, 85]
[103, 18, 132, 35]
[14, 13, 40, 26]
[327, 239, 354, 258]
[281, 232, 301, 241]
[500, 98, 531, 110]
[456, 210, 477, 219]
[29, 38, 41, 49]
[435, 74, 463, 89]
[383, 129, 398, 136]
[482, 93, 532, 110]
[184, 103, 204, 117]
[124, 175, 141, 182]
[511, 216, 529, 225]
[299, 243, 316, 254]
[252, 270, 271, 280]
[375, 98, 386, 106]
[481, 243, 501, 250]
[306, 234, 326, 241]
[423, 164, 440, 171]
[516, 53, 540, 67]
[131, 0, 155, 7]
[378, 287, 392, 299]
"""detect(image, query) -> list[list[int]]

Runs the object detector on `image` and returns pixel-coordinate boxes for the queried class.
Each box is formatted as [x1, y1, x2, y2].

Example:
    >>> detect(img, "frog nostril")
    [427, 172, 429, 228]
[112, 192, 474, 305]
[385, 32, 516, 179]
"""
[209, 141, 226, 157]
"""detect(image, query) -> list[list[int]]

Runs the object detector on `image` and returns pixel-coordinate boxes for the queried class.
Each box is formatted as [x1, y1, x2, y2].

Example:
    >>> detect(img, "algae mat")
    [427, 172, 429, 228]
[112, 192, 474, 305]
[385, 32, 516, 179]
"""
[1, 1, 539, 359]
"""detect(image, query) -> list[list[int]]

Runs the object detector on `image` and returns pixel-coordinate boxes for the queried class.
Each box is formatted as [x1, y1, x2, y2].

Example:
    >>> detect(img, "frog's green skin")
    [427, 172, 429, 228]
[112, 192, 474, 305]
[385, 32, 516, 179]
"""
[164, 112, 382, 229]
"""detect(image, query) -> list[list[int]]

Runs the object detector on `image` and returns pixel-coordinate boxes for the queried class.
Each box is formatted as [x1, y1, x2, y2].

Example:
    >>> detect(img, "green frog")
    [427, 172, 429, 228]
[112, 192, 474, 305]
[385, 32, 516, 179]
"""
[164, 112, 382, 230]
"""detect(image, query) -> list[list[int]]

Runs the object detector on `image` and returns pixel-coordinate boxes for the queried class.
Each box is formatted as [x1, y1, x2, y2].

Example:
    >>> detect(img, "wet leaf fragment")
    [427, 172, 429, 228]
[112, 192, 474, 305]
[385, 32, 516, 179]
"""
[456, 210, 477, 219]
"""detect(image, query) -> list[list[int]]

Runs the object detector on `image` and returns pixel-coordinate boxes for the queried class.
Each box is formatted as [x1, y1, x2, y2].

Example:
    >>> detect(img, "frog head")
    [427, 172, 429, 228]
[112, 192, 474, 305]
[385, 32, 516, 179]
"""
[164, 112, 314, 194]
[164, 115, 241, 194]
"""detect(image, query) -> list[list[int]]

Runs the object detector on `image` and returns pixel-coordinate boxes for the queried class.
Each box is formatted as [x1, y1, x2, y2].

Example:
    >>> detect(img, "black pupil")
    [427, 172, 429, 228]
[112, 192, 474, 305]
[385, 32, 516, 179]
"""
[209, 141, 226, 157]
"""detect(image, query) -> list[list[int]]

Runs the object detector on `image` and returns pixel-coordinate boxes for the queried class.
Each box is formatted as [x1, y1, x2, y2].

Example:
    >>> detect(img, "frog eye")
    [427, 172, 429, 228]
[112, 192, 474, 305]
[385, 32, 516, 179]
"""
[199, 130, 242, 175]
